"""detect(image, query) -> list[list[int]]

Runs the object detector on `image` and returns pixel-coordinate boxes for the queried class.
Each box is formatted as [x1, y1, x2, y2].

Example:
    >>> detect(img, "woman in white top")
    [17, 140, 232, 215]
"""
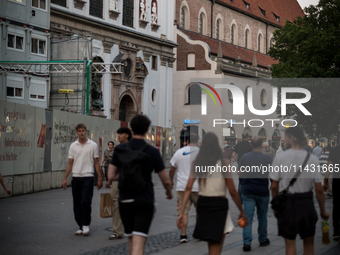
[177, 133, 248, 255]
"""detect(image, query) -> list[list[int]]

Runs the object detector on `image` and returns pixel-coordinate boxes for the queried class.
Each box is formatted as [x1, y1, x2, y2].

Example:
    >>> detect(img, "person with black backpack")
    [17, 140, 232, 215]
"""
[107, 115, 173, 255]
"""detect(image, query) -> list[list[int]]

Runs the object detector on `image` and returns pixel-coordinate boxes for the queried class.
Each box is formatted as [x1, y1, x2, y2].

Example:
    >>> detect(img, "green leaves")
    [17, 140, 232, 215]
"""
[269, 0, 340, 138]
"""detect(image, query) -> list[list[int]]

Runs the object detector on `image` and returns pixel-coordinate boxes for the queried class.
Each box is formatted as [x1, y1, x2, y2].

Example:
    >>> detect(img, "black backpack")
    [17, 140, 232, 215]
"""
[115, 142, 150, 196]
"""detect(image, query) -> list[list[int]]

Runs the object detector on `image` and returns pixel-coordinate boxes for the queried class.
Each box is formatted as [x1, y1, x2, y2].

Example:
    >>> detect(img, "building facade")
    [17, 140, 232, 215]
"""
[0, 0, 51, 109]
[172, 0, 303, 149]
[50, 0, 176, 128]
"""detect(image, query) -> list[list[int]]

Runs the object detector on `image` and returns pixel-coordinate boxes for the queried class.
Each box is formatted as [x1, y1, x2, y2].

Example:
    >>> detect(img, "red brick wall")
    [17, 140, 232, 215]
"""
[177, 34, 211, 71]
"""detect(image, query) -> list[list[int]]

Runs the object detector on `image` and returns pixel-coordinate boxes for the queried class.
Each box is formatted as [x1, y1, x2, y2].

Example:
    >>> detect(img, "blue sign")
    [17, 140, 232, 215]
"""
[184, 119, 200, 124]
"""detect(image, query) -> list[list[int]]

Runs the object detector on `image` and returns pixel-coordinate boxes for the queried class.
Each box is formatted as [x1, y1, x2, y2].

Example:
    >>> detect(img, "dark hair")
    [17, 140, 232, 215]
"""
[188, 133, 198, 144]
[285, 127, 307, 148]
[194, 133, 223, 170]
[75, 123, 86, 131]
[327, 145, 332, 151]
[130, 115, 151, 135]
[108, 141, 114, 146]
[251, 137, 262, 149]
[316, 142, 320, 146]
[242, 132, 249, 139]
[117, 127, 132, 141]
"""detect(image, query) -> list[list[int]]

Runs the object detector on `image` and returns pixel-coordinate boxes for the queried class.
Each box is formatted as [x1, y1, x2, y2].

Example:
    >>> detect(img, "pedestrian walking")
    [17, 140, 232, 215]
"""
[270, 127, 329, 254]
[232, 133, 252, 202]
[105, 127, 132, 240]
[177, 133, 248, 255]
[101, 141, 114, 181]
[324, 144, 340, 241]
[239, 136, 272, 252]
[107, 115, 173, 255]
[320, 145, 332, 196]
[62, 123, 103, 236]
[312, 142, 323, 158]
[261, 142, 275, 160]
[223, 144, 233, 160]
[0, 173, 11, 196]
[169, 133, 200, 243]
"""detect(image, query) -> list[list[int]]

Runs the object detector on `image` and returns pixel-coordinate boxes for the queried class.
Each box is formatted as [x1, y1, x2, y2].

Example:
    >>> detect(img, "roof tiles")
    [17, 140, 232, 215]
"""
[180, 29, 279, 68]
[217, 0, 304, 26]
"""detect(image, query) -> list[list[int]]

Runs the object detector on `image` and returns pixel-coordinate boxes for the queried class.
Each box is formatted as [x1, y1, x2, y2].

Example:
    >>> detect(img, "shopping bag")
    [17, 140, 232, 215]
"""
[100, 193, 114, 218]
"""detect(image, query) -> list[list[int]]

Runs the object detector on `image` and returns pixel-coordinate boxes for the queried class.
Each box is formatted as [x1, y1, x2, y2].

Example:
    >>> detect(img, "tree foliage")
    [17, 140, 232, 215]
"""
[268, 0, 340, 139]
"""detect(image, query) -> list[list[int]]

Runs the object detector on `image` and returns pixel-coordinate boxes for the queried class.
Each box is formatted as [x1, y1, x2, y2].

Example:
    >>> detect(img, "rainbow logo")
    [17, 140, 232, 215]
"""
[198, 82, 223, 106]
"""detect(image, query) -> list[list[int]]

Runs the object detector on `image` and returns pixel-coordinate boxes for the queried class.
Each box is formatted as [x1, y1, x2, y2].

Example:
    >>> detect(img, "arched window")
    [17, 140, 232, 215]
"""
[245, 29, 250, 49]
[231, 24, 236, 44]
[228, 90, 233, 103]
[180, 5, 190, 29]
[258, 34, 262, 52]
[199, 13, 203, 34]
[269, 38, 274, 49]
[198, 11, 207, 35]
[216, 19, 222, 40]
[180, 7, 185, 28]
[187, 83, 201, 105]
[260, 89, 267, 107]
[258, 128, 267, 143]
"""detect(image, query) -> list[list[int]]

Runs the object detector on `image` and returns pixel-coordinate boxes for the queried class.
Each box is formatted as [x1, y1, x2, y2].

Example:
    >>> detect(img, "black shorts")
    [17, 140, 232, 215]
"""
[119, 201, 155, 237]
[276, 192, 318, 240]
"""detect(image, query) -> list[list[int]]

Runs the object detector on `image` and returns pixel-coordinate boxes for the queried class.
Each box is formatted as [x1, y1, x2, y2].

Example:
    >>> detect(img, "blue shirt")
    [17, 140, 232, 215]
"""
[239, 151, 272, 197]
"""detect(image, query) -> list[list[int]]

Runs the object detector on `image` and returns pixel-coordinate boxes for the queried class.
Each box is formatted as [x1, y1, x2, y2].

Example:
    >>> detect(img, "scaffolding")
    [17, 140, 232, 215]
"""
[0, 60, 123, 115]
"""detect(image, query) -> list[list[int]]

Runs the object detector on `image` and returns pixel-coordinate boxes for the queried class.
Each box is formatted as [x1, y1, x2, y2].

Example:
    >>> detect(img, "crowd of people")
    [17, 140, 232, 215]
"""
[2, 115, 339, 255]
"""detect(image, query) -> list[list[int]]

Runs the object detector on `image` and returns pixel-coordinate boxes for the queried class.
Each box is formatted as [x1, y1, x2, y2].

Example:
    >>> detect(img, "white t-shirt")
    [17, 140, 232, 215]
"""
[170, 146, 199, 192]
[68, 139, 99, 177]
[270, 149, 321, 194]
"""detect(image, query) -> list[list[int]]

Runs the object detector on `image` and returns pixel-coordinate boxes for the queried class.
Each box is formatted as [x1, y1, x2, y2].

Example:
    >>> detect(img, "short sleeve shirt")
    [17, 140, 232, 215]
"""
[68, 139, 99, 177]
[170, 146, 199, 192]
[270, 149, 321, 194]
[110, 139, 165, 203]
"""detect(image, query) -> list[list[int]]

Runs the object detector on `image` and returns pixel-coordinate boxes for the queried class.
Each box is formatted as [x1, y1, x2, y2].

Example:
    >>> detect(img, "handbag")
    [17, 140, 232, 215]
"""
[270, 153, 310, 214]
[100, 192, 114, 218]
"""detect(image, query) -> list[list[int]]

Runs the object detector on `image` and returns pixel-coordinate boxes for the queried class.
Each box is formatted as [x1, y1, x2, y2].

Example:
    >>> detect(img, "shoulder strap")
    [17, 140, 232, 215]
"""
[286, 152, 310, 191]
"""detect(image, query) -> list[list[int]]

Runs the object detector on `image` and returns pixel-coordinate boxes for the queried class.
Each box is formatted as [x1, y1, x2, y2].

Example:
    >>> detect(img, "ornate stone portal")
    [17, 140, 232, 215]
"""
[111, 42, 148, 122]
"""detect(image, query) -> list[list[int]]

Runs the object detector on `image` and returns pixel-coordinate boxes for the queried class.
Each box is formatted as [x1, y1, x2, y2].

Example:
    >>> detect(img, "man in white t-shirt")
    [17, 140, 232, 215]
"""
[269, 127, 329, 254]
[62, 123, 103, 236]
[170, 133, 199, 243]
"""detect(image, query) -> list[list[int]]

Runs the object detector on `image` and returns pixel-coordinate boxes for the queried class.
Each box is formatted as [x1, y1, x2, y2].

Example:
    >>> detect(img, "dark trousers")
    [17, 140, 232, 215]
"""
[333, 178, 340, 236]
[72, 177, 94, 228]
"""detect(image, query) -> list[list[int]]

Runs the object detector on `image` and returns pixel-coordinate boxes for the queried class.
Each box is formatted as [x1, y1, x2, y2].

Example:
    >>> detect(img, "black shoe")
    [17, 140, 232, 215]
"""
[260, 238, 270, 246]
[180, 235, 188, 243]
[243, 244, 251, 252]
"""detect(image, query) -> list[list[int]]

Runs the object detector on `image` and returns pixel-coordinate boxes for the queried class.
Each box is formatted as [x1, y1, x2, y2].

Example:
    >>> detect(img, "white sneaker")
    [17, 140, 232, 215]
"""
[83, 226, 90, 236]
[75, 229, 83, 235]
